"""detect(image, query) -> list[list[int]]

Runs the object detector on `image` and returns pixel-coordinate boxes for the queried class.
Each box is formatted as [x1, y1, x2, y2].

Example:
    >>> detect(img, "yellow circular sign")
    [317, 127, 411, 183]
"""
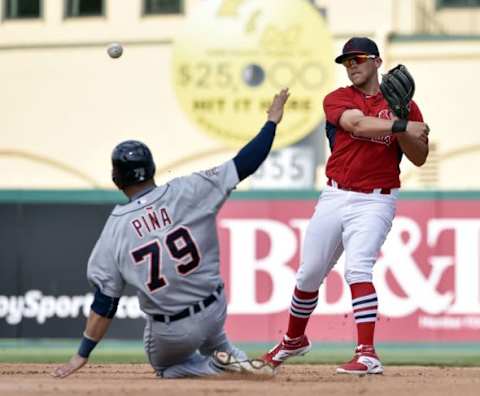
[172, 0, 334, 149]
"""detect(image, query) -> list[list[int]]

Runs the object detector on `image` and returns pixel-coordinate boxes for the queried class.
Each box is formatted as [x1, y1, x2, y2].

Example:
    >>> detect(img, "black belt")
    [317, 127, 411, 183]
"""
[152, 284, 223, 323]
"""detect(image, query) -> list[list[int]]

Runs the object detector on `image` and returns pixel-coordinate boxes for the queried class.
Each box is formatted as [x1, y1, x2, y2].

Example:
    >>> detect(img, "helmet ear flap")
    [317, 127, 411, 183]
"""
[111, 167, 125, 189]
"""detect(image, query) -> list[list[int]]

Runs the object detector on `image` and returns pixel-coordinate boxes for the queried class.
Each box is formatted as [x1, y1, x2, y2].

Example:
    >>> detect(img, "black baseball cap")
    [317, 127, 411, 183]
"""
[334, 37, 380, 64]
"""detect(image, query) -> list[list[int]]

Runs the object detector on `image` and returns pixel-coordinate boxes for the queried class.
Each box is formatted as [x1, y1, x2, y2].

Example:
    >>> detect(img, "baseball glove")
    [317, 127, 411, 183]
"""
[380, 64, 415, 120]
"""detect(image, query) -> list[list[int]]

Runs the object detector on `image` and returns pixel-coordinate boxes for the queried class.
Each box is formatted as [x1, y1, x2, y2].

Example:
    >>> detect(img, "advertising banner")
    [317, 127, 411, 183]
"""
[1, 194, 479, 341]
[220, 197, 480, 342]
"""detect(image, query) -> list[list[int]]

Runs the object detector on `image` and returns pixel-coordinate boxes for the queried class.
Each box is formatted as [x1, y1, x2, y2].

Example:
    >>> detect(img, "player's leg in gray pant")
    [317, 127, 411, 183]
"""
[198, 294, 247, 361]
[199, 331, 247, 360]
[144, 293, 244, 378]
[161, 329, 248, 378]
[159, 352, 222, 378]
[144, 316, 222, 378]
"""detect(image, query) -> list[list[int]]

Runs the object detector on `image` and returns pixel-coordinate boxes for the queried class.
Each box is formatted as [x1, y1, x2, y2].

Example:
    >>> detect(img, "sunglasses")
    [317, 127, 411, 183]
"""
[342, 55, 377, 68]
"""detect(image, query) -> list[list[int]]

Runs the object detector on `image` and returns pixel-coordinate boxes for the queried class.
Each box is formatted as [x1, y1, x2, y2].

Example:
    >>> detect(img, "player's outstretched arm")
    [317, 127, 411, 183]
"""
[52, 294, 116, 378]
[340, 109, 397, 138]
[233, 88, 290, 181]
[339, 109, 430, 146]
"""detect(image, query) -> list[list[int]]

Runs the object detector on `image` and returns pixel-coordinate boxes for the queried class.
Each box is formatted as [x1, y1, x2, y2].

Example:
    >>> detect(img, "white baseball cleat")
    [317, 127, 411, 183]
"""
[336, 344, 384, 375]
[212, 351, 276, 376]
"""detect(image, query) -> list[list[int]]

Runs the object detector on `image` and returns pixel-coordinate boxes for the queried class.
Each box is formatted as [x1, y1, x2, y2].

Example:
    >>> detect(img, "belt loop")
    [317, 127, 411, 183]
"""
[164, 315, 170, 325]
[380, 188, 391, 195]
[198, 301, 206, 311]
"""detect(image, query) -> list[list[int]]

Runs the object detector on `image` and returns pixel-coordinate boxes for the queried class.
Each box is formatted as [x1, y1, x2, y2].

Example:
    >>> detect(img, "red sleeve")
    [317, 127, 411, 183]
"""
[323, 88, 355, 126]
[408, 100, 423, 122]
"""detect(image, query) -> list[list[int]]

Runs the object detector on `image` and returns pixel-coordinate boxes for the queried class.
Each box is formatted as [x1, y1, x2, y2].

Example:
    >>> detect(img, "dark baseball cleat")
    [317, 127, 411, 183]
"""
[261, 334, 312, 368]
[212, 351, 275, 376]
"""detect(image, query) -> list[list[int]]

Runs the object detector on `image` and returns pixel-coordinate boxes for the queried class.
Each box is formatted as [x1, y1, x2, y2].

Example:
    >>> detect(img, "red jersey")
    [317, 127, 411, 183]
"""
[323, 85, 423, 189]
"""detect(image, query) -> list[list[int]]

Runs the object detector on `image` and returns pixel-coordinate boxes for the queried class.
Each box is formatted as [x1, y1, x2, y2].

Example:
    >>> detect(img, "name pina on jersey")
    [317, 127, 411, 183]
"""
[130, 206, 172, 239]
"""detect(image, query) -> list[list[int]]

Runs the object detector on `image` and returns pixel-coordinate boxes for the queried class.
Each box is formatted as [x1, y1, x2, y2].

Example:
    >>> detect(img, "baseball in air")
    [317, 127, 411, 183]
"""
[107, 43, 123, 59]
[242, 64, 266, 87]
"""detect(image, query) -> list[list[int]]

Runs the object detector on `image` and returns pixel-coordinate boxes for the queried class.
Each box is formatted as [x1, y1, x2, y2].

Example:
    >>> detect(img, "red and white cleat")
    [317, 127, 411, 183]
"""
[336, 344, 384, 375]
[261, 335, 312, 368]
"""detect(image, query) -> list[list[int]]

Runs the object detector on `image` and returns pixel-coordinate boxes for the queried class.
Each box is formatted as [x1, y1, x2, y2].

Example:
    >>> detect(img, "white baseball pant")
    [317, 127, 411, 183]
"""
[296, 184, 398, 291]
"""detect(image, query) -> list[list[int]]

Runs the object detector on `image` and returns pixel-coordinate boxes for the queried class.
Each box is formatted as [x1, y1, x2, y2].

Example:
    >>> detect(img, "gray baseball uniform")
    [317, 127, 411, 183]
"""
[87, 160, 246, 378]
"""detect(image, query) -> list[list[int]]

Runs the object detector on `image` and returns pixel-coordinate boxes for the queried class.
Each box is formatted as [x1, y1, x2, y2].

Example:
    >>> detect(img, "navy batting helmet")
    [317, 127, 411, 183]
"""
[111, 140, 156, 188]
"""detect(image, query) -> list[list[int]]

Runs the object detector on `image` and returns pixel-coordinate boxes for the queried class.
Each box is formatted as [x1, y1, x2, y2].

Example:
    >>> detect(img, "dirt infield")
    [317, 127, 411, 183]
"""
[1, 364, 480, 396]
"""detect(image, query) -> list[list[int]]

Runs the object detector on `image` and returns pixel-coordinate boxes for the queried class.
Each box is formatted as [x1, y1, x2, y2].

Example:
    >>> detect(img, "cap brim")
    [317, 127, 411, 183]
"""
[334, 51, 368, 64]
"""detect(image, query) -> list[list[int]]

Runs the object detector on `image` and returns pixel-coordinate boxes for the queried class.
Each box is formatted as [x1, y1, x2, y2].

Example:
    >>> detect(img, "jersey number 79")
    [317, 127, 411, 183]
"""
[130, 227, 201, 292]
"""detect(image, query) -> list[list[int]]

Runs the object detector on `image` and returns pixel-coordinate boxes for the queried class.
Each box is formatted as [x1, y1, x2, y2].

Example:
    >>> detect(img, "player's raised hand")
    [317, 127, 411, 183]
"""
[267, 88, 290, 124]
[52, 354, 88, 378]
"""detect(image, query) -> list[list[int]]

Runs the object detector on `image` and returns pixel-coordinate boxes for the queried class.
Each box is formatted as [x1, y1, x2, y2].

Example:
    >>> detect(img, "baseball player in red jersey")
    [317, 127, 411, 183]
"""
[262, 37, 429, 374]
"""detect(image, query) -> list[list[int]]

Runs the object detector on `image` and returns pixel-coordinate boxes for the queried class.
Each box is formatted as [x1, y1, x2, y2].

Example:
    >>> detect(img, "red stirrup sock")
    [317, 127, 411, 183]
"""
[350, 282, 378, 346]
[286, 287, 319, 339]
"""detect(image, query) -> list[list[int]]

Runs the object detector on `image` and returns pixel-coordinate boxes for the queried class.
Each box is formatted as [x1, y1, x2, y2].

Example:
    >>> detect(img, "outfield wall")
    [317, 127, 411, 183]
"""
[1, 190, 480, 342]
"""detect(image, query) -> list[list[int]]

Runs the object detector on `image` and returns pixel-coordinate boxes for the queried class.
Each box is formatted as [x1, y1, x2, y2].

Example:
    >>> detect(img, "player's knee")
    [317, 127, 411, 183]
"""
[344, 267, 372, 285]
[296, 263, 326, 291]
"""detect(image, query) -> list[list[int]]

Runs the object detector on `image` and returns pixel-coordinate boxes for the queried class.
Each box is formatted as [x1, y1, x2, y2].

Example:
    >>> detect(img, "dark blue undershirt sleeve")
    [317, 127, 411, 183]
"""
[325, 121, 337, 152]
[233, 121, 277, 181]
[91, 288, 120, 319]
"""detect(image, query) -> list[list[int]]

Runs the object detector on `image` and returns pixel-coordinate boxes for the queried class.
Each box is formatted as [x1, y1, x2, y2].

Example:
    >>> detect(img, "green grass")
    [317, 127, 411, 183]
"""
[2, 340, 480, 366]
[0, 339, 147, 364]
